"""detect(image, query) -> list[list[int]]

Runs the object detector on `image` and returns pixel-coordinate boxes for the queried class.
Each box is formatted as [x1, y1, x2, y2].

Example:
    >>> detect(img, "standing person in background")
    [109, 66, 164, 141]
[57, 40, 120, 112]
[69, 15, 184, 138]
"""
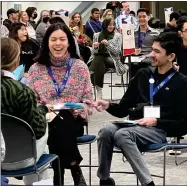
[115, 1, 138, 32]
[101, 9, 113, 21]
[106, 1, 121, 19]
[85, 8, 102, 40]
[1, 17, 9, 37]
[25, 7, 38, 30]
[3, 8, 18, 31]
[36, 10, 50, 45]
[164, 11, 181, 32]
[9, 22, 40, 73]
[18, 11, 36, 39]
[27, 23, 93, 186]
[50, 10, 56, 18]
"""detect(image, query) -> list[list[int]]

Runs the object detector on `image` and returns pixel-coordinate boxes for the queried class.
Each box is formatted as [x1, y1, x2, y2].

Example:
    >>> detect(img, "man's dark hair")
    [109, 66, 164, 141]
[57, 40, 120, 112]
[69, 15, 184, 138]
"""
[178, 9, 187, 16]
[91, 8, 99, 14]
[177, 16, 187, 31]
[34, 23, 79, 66]
[137, 8, 149, 16]
[129, 10, 135, 17]
[169, 11, 181, 22]
[48, 16, 65, 25]
[25, 7, 37, 18]
[153, 32, 183, 55]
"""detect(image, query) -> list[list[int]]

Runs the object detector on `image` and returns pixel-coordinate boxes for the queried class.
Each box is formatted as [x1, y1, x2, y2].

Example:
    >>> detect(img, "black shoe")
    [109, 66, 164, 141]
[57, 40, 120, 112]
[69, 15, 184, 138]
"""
[146, 181, 155, 186]
[71, 165, 87, 186]
[14, 176, 23, 180]
[100, 177, 115, 186]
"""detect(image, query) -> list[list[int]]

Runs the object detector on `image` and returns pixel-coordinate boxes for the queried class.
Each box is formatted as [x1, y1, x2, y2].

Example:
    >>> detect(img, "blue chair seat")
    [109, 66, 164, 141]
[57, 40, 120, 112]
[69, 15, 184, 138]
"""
[2, 154, 57, 176]
[77, 135, 97, 144]
[143, 143, 187, 152]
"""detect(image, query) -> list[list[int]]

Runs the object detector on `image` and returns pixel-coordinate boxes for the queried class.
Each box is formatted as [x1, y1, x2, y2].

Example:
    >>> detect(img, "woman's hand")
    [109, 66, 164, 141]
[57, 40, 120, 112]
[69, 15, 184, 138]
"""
[93, 42, 100, 48]
[101, 39, 109, 45]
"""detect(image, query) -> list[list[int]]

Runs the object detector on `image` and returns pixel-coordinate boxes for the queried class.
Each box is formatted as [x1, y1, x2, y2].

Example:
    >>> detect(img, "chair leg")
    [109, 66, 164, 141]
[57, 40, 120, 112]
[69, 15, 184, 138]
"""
[57, 157, 62, 186]
[110, 72, 113, 100]
[163, 149, 166, 186]
[136, 177, 139, 186]
[89, 143, 92, 186]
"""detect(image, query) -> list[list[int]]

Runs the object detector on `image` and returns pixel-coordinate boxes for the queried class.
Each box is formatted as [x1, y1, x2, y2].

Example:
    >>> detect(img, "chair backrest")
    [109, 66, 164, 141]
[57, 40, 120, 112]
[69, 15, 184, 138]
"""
[1, 113, 37, 164]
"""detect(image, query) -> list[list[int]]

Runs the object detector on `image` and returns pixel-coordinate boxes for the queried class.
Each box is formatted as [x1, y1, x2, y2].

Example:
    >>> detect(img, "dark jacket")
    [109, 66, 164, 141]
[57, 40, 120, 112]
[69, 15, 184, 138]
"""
[176, 46, 187, 76]
[20, 38, 40, 72]
[85, 17, 102, 40]
[29, 20, 37, 30]
[163, 23, 177, 32]
[1, 75, 47, 139]
[106, 67, 187, 137]
[3, 19, 13, 31]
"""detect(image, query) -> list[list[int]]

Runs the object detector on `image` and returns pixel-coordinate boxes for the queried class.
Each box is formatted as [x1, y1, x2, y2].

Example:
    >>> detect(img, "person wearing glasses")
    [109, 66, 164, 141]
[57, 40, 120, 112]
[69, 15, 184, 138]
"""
[175, 16, 187, 75]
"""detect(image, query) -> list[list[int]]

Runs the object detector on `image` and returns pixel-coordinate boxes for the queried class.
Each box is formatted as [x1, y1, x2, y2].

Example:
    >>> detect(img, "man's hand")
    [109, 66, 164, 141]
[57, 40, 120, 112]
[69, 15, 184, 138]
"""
[135, 117, 157, 127]
[173, 62, 180, 71]
[92, 100, 110, 112]
[101, 39, 109, 45]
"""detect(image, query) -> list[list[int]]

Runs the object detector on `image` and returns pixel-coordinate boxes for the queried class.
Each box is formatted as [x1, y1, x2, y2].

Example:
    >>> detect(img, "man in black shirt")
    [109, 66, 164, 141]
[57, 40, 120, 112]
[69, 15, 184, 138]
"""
[93, 32, 187, 186]
[176, 16, 187, 75]
[164, 11, 181, 32]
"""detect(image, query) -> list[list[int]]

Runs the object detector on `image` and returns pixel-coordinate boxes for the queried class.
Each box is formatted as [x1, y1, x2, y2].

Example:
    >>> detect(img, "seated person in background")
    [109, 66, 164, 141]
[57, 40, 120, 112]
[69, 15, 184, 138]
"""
[69, 12, 92, 63]
[164, 11, 181, 32]
[101, 9, 113, 21]
[88, 17, 126, 99]
[25, 7, 38, 30]
[1, 37, 48, 184]
[9, 22, 40, 73]
[93, 32, 187, 186]
[131, 8, 159, 78]
[27, 23, 93, 186]
[36, 10, 50, 45]
[176, 16, 187, 75]
[18, 11, 36, 40]
[85, 8, 102, 40]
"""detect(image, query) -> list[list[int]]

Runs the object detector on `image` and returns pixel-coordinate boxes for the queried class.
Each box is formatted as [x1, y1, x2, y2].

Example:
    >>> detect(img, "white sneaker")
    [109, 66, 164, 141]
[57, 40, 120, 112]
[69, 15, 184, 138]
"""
[169, 150, 182, 155]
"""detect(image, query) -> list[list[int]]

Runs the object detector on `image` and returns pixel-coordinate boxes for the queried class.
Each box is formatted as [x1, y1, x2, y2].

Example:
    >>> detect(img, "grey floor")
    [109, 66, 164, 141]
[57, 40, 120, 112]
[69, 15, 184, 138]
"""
[9, 73, 187, 185]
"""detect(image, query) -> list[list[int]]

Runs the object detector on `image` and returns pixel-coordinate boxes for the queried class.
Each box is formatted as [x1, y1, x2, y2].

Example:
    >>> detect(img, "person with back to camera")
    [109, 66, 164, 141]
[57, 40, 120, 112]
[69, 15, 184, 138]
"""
[1, 37, 48, 185]
[27, 23, 93, 186]
[92, 32, 187, 186]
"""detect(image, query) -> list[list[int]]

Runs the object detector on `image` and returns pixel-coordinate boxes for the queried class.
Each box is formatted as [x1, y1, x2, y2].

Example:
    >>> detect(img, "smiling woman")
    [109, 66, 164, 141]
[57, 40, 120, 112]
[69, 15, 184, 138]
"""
[27, 23, 93, 186]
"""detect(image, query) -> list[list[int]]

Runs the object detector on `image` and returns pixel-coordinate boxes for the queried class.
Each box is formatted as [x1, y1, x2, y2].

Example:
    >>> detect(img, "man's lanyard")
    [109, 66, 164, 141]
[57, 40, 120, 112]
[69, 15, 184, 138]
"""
[46, 58, 73, 98]
[149, 72, 176, 104]
[138, 31, 147, 48]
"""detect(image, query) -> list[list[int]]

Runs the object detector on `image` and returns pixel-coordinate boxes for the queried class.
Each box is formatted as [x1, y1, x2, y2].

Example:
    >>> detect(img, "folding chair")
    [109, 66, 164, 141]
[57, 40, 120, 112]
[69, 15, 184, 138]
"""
[111, 141, 187, 186]
[1, 113, 62, 186]
[77, 122, 97, 186]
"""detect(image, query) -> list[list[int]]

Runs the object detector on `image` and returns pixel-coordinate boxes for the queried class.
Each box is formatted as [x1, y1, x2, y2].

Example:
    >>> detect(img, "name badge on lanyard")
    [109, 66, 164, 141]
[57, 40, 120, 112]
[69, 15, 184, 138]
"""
[46, 57, 73, 98]
[143, 71, 176, 118]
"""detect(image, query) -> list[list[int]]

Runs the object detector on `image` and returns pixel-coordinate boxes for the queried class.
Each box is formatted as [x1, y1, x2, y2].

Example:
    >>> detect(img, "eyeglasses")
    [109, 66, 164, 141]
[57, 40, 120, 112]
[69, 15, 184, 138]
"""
[181, 30, 187, 33]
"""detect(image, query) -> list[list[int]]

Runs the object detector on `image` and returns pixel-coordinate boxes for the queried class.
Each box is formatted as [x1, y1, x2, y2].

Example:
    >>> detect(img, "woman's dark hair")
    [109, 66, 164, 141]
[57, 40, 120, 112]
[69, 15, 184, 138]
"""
[34, 23, 80, 66]
[102, 17, 114, 31]
[50, 10, 55, 17]
[48, 16, 65, 25]
[25, 7, 37, 18]
[9, 22, 29, 42]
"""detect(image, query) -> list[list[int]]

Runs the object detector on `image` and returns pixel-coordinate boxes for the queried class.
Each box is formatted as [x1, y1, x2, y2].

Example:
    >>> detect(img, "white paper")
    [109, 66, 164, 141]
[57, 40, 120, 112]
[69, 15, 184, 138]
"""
[144, 106, 160, 118]
[164, 7, 173, 25]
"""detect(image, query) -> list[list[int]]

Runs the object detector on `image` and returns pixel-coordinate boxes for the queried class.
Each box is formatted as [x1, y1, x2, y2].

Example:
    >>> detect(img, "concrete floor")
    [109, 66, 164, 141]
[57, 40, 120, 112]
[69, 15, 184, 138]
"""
[8, 73, 187, 185]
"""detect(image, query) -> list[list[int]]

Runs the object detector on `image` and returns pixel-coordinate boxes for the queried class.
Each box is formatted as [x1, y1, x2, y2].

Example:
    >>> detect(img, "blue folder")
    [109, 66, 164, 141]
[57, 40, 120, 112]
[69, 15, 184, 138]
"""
[12, 65, 25, 80]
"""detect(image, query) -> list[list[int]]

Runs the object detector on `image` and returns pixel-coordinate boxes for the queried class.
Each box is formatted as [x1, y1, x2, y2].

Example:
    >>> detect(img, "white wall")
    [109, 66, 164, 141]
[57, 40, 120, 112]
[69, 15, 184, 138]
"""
[2, 1, 81, 21]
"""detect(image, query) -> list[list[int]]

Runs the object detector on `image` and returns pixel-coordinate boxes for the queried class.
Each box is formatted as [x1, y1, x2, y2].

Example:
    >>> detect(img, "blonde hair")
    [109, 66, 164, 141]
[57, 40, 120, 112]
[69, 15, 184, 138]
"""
[1, 37, 20, 70]
[101, 9, 113, 21]
[69, 12, 84, 34]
